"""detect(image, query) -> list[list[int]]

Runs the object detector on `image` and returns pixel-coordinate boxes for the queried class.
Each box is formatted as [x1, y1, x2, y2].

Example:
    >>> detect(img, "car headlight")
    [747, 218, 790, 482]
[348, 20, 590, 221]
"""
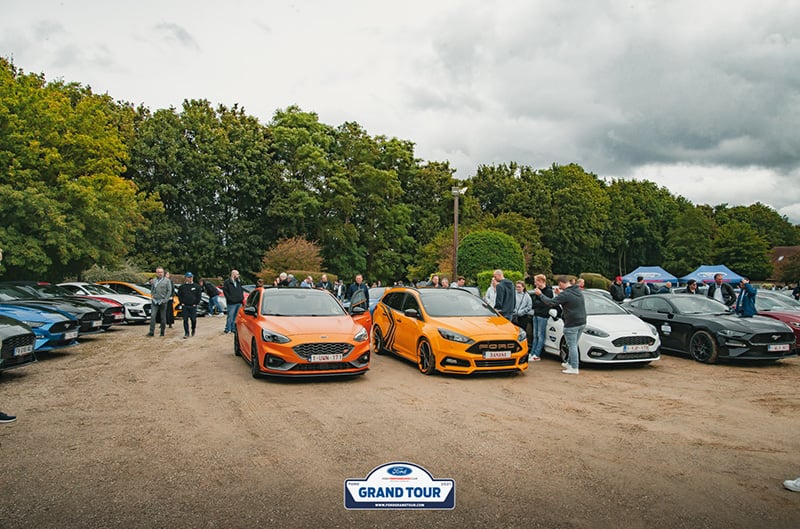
[583, 326, 609, 338]
[124, 302, 141, 307]
[23, 320, 45, 328]
[438, 328, 474, 344]
[646, 323, 658, 337]
[262, 328, 290, 343]
[789, 321, 800, 329]
[517, 328, 527, 343]
[717, 329, 747, 338]
[354, 326, 368, 342]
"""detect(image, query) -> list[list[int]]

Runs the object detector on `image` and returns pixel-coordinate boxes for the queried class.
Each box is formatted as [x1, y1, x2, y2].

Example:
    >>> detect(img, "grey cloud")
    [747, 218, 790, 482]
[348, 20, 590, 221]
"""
[154, 23, 200, 50]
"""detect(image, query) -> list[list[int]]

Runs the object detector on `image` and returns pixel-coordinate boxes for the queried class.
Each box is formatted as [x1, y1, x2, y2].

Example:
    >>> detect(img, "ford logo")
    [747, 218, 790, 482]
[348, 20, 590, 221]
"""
[387, 466, 412, 476]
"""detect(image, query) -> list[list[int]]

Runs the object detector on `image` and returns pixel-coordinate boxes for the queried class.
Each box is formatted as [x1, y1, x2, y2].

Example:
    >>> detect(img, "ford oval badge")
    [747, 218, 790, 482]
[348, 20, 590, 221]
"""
[387, 466, 413, 476]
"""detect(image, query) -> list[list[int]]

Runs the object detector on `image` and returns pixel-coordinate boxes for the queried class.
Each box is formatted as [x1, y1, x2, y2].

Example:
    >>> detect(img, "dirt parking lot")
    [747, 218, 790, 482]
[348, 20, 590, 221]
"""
[1, 320, 799, 529]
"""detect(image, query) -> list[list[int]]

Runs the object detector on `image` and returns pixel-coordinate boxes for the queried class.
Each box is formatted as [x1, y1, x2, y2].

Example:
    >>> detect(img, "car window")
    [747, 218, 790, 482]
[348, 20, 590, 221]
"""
[670, 295, 728, 314]
[401, 293, 420, 313]
[261, 289, 344, 316]
[418, 289, 496, 317]
[245, 288, 261, 310]
[350, 288, 368, 312]
[85, 284, 116, 295]
[638, 297, 671, 313]
[382, 292, 404, 310]
[584, 293, 628, 315]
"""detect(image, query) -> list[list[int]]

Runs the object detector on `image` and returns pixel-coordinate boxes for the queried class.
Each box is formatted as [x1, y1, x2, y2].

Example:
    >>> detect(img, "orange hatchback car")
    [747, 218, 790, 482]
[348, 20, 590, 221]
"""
[234, 286, 372, 378]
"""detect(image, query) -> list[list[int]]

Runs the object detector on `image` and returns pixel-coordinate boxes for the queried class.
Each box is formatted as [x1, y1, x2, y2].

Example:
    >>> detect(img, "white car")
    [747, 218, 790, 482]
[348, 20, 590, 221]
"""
[543, 291, 661, 364]
[58, 282, 151, 323]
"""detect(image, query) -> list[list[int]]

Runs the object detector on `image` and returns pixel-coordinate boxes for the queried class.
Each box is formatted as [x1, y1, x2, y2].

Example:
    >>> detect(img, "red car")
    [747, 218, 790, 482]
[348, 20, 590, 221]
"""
[755, 293, 800, 347]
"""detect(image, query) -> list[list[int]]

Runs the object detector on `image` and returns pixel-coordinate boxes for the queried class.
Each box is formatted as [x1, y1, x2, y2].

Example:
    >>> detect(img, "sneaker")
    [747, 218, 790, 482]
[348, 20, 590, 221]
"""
[784, 478, 800, 492]
[146, 332, 154, 337]
[562, 367, 579, 374]
[183, 334, 189, 339]
[561, 362, 569, 368]
[191, 330, 195, 336]
[0, 412, 17, 424]
[530, 355, 541, 362]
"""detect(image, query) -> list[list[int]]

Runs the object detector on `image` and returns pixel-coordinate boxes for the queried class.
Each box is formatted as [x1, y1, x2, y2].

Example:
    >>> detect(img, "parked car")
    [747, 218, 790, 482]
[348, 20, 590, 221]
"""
[543, 291, 660, 365]
[6, 282, 124, 329]
[58, 282, 151, 323]
[0, 314, 37, 372]
[234, 286, 372, 378]
[371, 286, 528, 375]
[624, 294, 796, 363]
[97, 280, 206, 318]
[753, 293, 800, 347]
[0, 283, 104, 335]
[0, 303, 79, 351]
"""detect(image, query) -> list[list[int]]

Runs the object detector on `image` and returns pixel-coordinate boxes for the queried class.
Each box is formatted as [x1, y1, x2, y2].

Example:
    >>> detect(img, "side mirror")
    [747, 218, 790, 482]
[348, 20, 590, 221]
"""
[351, 306, 366, 315]
[244, 306, 257, 316]
[403, 308, 420, 319]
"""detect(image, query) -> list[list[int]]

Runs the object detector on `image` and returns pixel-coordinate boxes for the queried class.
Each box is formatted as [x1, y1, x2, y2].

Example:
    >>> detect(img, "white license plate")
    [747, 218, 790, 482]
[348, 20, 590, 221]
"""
[310, 353, 343, 362]
[114, 314, 124, 320]
[483, 351, 511, 359]
[623, 344, 650, 352]
[91, 320, 102, 327]
[65, 331, 78, 340]
[768, 343, 790, 352]
[14, 344, 33, 356]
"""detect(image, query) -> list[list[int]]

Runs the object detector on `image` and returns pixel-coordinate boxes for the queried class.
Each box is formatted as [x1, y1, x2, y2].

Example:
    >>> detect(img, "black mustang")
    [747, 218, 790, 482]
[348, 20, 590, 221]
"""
[623, 294, 796, 363]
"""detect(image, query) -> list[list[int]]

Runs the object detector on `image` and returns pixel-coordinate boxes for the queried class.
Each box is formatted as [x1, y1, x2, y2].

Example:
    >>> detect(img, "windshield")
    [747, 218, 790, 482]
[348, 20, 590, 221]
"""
[419, 289, 497, 317]
[21, 284, 74, 298]
[83, 284, 117, 295]
[584, 292, 628, 315]
[260, 289, 345, 316]
[670, 295, 729, 314]
[756, 293, 799, 311]
[0, 284, 34, 301]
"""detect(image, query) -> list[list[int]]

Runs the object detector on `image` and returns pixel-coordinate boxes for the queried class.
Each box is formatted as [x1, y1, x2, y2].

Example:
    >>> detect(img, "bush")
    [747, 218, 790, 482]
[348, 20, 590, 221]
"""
[580, 273, 611, 289]
[476, 269, 525, 295]
[458, 230, 525, 282]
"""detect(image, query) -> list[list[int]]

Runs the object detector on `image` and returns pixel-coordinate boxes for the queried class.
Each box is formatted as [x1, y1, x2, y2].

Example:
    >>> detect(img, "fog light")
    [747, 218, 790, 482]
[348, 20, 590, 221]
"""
[445, 358, 459, 365]
[266, 355, 284, 367]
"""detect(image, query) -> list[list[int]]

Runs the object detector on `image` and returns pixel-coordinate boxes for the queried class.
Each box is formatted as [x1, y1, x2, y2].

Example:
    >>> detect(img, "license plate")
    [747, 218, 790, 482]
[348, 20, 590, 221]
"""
[14, 344, 33, 356]
[768, 343, 790, 352]
[623, 344, 650, 352]
[114, 314, 124, 320]
[65, 331, 78, 340]
[91, 320, 101, 327]
[310, 353, 343, 362]
[483, 351, 511, 359]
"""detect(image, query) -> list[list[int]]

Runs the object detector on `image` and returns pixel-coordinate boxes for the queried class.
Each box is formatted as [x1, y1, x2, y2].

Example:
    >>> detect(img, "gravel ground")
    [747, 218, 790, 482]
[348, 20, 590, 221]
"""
[1, 320, 799, 529]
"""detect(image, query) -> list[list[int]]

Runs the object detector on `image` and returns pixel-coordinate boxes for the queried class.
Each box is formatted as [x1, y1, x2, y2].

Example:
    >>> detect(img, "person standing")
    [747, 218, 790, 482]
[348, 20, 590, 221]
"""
[707, 273, 736, 308]
[534, 275, 587, 375]
[428, 274, 441, 288]
[347, 273, 369, 303]
[629, 276, 649, 299]
[493, 269, 515, 320]
[201, 278, 222, 317]
[734, 278, 757, 317]
[316, 274, 334, 293]
[178, 273, 203, 338]
[512, 280, 533, 331]
[147, 266, 172, 337]
[530, 274, 553, 362]
[792, 283, 800, 301]
[454, 276, 466, 288]
[223, 269, 244, 334]
[484, 277, 497, 307]
[685, 279, 700, 294]
[334, 279, 346, 300]
[609, 276, 625, 302]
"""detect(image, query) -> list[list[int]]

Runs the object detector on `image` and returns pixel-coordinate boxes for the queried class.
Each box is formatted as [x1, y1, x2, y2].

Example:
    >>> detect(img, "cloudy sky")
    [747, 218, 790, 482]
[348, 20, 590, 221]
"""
[4, 0, 800, 223]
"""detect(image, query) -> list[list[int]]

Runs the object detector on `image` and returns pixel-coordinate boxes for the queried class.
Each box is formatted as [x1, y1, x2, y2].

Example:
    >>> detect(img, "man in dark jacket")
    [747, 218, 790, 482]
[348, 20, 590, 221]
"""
[609, 276, 625, 302]
[178, 273, 203, 338]
[629, 276, 649, 299]
[316, 274, 334, 293]
[707, 273, 736, 308]
[223, 269, 244, 334]
[534, 276, 586, 375]
[734, 278, 757, 317]
[530, 274, 553, 361]
[493, 269, 515, 320]
[200, 278, 221, 316]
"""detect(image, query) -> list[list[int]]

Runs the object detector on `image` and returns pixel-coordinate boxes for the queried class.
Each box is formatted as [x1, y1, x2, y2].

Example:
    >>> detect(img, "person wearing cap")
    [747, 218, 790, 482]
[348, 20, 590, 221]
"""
[177, 272, 203, 338]
[734, 277, 757, 318]
[533, 275, 587, 375]
[609, 276, 625, 302]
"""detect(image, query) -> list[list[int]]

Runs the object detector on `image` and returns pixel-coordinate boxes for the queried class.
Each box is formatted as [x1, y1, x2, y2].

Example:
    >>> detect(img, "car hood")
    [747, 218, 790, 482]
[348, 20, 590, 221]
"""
[265, 315, 364, 340]
[435, 316, 520, 339]
[0, 299, 94, 316]
[0, 303, 71, 322]
[715, 314, 793, 332]
[757, 310, 800, 325]
[586, 314, 654, 335]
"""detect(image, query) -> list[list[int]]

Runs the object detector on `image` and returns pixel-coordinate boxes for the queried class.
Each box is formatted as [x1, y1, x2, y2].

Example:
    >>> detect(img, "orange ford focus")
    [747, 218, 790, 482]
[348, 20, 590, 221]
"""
[234, 286, 372, 378]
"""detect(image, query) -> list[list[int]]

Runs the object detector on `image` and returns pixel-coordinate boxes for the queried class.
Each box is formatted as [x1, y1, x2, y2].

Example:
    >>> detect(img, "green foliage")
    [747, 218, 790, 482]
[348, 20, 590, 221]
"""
[580, 273, 611, 289]
[662, 206, 714, 277]
[260, 237, 323, 279]
[778, 253, 800, 284]
[712, 221, 773, 280]
[476, 269, 524, 294]
[0, 59, 151, 281]
[458, 230, 525, 281]
[77, 261, 148, 283]
[714, 202, 799, 247]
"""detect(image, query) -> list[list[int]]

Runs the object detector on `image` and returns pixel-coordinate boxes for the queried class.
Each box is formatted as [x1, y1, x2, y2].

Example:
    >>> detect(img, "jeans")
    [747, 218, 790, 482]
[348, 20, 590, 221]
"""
[531, 315, 548, 357]
[562, 325, 585, 369]
[182, 305, 197, 335]
[149, 302, 168, 335]
[207, 295, 221, 316]
[225, 303, 241, 333]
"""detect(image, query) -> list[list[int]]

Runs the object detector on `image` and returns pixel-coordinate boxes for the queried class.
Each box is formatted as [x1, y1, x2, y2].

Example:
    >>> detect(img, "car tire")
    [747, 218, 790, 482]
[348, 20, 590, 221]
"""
[233, 331, 241, 357]
[689, 330, 719, 364]
[418, 339, 436, 375]
[250, 338, 262, 378]
[372, 326, 387, 355]
[559, 338, 569, 364]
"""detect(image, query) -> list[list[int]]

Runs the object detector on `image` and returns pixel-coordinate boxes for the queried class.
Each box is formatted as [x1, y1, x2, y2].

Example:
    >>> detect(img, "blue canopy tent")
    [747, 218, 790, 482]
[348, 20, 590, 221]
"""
[680, 265, 743, 284]
[621, 266, 679, 284]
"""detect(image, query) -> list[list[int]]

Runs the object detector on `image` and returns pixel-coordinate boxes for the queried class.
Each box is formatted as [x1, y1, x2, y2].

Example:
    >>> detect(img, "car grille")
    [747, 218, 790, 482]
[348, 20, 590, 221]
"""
[474, 359, 518, 367]
[290, 362, 355, 371]
[293, 343, 354, 360]
[615, 352, 658, 360]
[144, 304, 152, 316]
[466, 340, 522, 355]
[750, 332, 795, 344]
[1, 333, 35, 356]
[79, 312, 102, 331]
[612, 336, 656, 347]
[50, 321, 79, 333]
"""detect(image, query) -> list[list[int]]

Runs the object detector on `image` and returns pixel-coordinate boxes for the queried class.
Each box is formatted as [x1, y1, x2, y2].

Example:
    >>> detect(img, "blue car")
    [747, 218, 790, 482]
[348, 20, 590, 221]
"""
[0, 303, 80, 352]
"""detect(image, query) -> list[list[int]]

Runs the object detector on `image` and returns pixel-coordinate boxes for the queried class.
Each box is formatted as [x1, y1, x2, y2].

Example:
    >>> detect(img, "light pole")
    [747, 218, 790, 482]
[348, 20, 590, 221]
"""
[451, 186, 467, 280]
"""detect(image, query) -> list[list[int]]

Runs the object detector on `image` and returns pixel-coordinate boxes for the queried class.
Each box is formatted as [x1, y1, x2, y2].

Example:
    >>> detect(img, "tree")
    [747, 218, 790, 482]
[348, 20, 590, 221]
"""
[714, 202, 799, 248]
[260, 237, 323, 279]
[457, 230, 525, 281]
[0, 59, 152, 280]
[712, 221, 772, 280]
[778, 253, 800, 284]
[662, 206, 714, 277]
[485, 213, 552, 280]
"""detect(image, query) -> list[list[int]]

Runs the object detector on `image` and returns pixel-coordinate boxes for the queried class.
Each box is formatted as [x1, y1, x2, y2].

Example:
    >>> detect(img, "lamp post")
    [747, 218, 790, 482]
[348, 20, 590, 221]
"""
[451, 186, 467, 280]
